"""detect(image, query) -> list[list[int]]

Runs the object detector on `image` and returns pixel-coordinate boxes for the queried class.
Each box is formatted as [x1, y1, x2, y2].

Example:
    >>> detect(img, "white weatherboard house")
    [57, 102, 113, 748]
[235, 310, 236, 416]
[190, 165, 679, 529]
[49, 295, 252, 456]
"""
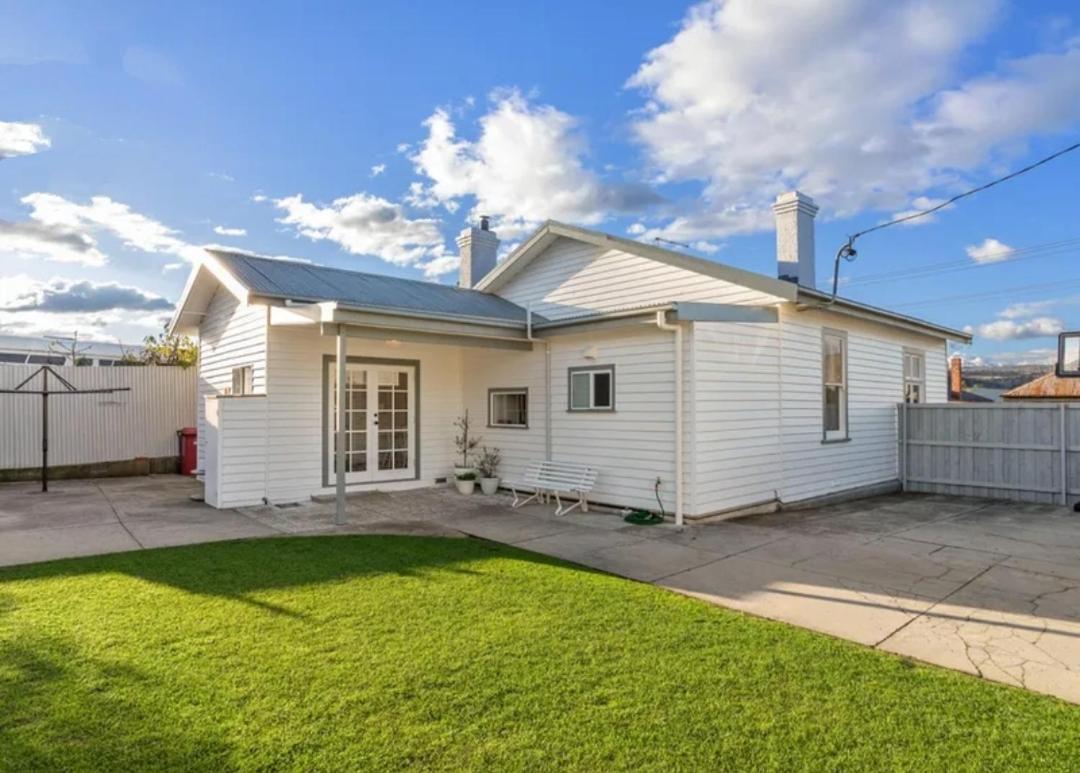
[170, 192, 970, 523]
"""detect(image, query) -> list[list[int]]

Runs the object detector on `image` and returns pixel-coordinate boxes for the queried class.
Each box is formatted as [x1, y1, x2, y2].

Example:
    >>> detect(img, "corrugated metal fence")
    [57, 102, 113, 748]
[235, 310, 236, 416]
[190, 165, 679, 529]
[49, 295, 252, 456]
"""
[0, 365, 197, 470]
[900, 402, 1080, 505]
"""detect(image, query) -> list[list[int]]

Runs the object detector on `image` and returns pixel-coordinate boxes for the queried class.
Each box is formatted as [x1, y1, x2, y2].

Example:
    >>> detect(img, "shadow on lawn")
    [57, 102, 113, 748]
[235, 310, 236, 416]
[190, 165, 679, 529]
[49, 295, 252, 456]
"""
[0, 534, 562, 619]
[0, 631, 233, 772]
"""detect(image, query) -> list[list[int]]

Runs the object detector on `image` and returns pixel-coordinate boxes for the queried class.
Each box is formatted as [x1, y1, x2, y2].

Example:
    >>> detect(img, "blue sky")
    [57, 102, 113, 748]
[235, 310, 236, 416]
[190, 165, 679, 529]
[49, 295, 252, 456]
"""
[1, 0, 1079, 364]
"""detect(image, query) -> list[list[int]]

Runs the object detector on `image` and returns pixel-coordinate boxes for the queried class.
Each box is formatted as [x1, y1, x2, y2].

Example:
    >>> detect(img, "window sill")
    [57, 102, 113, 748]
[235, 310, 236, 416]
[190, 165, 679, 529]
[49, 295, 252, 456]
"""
[567, 408, 616, 413]
[487, 423, 529, 430]
[821, 437, 851, 445]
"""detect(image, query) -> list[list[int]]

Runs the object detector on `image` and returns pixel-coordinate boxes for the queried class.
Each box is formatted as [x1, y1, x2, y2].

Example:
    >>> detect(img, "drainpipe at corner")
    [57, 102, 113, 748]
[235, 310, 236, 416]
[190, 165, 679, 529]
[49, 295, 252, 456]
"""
[655, 310, 684, 526]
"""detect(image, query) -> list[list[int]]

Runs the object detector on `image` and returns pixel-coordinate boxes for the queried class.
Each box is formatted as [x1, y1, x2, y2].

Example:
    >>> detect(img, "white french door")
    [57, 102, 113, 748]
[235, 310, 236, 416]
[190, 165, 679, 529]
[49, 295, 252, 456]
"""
[327, 363, 416, 483]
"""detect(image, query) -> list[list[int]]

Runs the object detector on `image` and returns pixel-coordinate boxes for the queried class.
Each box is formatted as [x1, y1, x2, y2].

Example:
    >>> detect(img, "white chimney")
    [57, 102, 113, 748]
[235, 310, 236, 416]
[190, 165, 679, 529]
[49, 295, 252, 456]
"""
[457, 215, 500, 288]
[772, 191, 819, 288]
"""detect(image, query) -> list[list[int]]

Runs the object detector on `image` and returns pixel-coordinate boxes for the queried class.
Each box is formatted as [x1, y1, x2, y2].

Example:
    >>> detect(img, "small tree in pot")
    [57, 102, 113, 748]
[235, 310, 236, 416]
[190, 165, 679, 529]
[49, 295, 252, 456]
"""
[454, 470, 476, 495]
[476, 446, 501, 495]
[453, 411, 480, 477]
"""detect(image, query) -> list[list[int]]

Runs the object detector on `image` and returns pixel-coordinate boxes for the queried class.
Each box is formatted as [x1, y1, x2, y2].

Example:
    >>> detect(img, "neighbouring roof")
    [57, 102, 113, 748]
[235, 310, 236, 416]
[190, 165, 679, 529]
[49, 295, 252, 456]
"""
[1002, 371, 1080, 400]
[208, 250, 540, 325]
[0, 334, 138, 357]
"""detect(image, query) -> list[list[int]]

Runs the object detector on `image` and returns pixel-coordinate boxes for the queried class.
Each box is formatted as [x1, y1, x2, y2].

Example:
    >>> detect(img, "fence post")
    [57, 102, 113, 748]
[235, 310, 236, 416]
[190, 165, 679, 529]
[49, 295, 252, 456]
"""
[900, 402, 908, 491]
[1062, 403, 1069, 506]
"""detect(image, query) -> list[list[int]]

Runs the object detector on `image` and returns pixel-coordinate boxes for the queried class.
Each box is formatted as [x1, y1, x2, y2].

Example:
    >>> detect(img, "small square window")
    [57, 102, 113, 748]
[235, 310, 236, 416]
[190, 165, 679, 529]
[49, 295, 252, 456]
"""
[568, 366, 616, 411]
[231, 365, 254, 395]
[489, 389, 528, 427]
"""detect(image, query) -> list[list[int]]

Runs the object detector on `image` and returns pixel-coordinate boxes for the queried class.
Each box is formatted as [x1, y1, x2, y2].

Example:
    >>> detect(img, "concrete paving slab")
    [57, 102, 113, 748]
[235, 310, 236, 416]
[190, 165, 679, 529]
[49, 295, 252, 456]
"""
[446, 511, 580, 544]
[582, 539, 721, 582]
[0, 523, 141, 567]
[660, 555, 934, 646]
[122, 514, 279, 549]
[655, 521, 783, 558]
[898, 521, 1080, 565]
[513, 528, 648, 564]
[878, 563, 1080, 703]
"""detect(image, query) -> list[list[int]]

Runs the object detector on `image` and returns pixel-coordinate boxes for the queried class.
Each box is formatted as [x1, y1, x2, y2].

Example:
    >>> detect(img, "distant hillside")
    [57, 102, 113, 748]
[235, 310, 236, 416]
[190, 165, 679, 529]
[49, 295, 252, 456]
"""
[963, 364, 1052, 391]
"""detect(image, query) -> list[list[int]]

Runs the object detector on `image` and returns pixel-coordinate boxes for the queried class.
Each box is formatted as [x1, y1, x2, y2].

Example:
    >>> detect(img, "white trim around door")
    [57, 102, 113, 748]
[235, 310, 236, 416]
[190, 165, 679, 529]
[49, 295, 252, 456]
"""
[325, 360, 417, 485]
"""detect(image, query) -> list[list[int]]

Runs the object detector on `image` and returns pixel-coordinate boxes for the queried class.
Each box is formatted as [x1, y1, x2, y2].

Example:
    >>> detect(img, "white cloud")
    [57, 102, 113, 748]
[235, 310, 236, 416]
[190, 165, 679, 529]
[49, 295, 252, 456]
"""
[625, 0, 1080, 243]
[274, 192, 448, 266]
[981, 348, 1058, 366]
[966, 316, 1064, 341]
[251, 193, 268, 203]
[213, 225, 247, 237]
[14, 193, 204, 265]
[370, 163, 386, 177]
[410, 90, 659, 239]
[0, 275, 171, 337]
[889, 196, 951, 226]
[418, 254, 460, 278]
[0, 220, 106, 266]
[999, 296, 1075, 319]
[396, 143, 411, 154]
[0, 121, 50, 159]
[0, 274, 172, 313]
[965, 237, 1013, 264]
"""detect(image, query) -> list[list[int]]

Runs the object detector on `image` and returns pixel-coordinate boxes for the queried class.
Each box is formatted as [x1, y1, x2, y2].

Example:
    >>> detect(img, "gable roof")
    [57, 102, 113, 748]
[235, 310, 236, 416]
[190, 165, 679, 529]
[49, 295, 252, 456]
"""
[476, 220, 798, 302]
[477, 220, 971, 343]
[172, 249, 539, 334]
[1003, 371, 1080, 400]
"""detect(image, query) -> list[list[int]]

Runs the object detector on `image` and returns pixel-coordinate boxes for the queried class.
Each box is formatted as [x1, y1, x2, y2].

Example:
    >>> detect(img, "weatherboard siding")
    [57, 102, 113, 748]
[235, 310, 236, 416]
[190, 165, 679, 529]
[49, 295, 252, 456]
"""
[263, 325, 464, 503]
[461, 347, 548, 484]
[497, 236, 784, 321]
[692, 321, 784, 513]
[196, 290, 267, 474]
[776, 306, 947, 505]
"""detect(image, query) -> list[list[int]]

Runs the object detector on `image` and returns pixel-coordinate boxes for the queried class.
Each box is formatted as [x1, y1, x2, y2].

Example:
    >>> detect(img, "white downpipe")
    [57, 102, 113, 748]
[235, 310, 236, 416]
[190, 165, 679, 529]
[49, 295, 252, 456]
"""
[655, 311, 684, 526]
[335, 327, 347, 525]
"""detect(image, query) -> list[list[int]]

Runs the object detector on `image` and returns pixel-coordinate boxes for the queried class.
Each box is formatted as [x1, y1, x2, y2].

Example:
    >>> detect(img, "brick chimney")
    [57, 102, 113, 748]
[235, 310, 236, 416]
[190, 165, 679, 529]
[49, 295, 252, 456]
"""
[949, 355, 963, 399]
[772, 191, 819, 289]
[457, 215, 500, 288]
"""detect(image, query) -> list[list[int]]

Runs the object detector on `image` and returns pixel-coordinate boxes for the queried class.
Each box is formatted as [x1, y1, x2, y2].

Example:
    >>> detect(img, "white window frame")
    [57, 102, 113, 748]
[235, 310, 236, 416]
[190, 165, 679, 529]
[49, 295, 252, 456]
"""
[488, 388, 529, 428]
[1060, 332, 1080, 377]
[903, 349, 925, 404]
[822, 330, 848, 442]
[231, 365, 254, 396]
[568, 365, 615, 412]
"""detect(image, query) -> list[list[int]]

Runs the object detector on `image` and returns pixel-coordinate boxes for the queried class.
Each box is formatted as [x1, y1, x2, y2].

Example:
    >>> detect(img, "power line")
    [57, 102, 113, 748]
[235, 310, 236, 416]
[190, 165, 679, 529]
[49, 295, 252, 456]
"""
[891, 278, 1080, 309]
[828, 138, 1080, 300]
[840, 236, 1080, 288]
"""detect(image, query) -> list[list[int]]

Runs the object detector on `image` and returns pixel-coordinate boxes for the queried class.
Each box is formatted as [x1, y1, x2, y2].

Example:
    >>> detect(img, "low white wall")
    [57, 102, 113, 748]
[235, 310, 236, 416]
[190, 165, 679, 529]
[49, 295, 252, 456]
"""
[203, 395, 268, 508]
[0, 364, 197, 470]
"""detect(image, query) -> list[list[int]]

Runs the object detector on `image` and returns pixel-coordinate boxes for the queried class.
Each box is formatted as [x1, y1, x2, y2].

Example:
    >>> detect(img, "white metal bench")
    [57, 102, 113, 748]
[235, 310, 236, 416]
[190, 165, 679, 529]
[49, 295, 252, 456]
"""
[509, 460, 598, 516]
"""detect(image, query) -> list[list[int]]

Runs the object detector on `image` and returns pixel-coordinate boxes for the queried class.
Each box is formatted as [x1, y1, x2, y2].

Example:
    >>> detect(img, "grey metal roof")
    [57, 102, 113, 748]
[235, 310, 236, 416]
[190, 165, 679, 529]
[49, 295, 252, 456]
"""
[208, 250, 540, 325]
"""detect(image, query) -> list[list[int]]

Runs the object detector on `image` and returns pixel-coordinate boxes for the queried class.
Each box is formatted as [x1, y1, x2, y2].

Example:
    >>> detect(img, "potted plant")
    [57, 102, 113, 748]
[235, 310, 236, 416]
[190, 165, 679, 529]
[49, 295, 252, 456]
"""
[454, 470, 476, 495]
[476, 446, 501, 495]
[453, 411, 480, 477]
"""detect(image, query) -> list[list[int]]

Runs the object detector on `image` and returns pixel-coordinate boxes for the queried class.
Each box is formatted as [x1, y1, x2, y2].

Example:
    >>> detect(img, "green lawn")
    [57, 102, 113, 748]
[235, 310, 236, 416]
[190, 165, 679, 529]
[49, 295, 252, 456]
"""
[1, 536, 1078, 771]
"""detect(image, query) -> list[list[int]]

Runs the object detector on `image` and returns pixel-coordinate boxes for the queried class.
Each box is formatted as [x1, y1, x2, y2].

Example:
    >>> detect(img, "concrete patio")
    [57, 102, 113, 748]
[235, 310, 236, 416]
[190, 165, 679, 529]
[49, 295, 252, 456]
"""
[1, 475, 1078, 703]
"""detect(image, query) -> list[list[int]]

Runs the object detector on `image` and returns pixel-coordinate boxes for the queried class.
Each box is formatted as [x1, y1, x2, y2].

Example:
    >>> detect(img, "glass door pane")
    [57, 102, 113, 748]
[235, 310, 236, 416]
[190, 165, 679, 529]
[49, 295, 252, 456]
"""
[374, 369, 411, 473]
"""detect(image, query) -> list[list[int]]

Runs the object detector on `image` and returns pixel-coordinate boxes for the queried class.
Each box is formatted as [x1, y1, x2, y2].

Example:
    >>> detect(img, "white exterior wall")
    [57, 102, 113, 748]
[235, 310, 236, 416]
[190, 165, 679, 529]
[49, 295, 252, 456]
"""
[461, 346, 547, 484]
[776, 305, 946, 504]
[497, 237, 785, 321]
[691, 306, 948, 515]
[263, 325, 465, 503]
[196, 289, 267, 473]
[203, 396, 268, 508]
[692, 321, 783, 514]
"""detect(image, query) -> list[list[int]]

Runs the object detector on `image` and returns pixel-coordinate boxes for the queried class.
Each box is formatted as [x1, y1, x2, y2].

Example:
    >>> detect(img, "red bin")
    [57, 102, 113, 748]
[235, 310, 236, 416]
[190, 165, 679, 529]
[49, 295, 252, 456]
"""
[178, 427, 198, 476]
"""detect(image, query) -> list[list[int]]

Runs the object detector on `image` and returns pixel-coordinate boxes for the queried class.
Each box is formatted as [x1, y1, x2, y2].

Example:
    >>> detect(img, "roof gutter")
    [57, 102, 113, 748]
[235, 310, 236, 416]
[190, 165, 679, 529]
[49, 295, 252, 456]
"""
[796, 288, 972, 343]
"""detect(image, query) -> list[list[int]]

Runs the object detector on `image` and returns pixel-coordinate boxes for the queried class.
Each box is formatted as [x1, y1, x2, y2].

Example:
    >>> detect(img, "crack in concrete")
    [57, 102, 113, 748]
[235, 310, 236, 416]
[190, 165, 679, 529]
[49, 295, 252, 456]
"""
[91, 481, 144, 549]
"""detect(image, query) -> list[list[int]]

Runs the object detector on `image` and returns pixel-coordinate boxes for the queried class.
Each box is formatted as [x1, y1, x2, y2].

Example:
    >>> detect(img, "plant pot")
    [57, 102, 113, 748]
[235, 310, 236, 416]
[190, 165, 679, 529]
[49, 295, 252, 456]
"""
[479, 477, 499, 495]
[455, 478, 476, 495]
[453, 465, 476, 478]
